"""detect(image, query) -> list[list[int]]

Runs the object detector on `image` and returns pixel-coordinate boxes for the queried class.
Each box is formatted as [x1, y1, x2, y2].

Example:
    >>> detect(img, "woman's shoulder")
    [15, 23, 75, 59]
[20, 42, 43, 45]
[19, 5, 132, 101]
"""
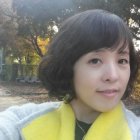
[123, 104, 140, 139]
[0, 101, 61, 140]
[0, 101, 61, 120]
[124, 105, 140, 123]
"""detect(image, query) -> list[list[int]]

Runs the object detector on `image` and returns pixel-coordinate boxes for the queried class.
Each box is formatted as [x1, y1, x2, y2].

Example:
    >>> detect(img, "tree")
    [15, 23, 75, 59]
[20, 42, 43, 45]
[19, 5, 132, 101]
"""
[73, 0, 140, 40]
[12, 0, 75, 57]
[129, 0, 140, 40]
[12, 0, 140, 57]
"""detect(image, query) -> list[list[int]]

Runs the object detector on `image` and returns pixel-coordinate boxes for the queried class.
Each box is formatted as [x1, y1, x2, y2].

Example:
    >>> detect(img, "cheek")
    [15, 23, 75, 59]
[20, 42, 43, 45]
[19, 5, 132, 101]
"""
[124, 68, 130, 83]
[120, 68, 130, 91]
[73, 69, 100, 91]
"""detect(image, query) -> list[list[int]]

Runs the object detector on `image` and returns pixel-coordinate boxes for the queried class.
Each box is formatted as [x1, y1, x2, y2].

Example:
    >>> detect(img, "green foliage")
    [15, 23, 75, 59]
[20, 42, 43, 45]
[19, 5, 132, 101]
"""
[12, 0, 140, 53]
[74, 0, 140, 40]
[0, 0, 139, 80]
[12, 0, 75, 57]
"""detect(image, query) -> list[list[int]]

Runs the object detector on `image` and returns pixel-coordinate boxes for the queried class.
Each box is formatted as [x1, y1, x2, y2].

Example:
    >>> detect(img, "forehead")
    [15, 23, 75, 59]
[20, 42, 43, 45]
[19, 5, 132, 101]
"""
[94, 41, 130, 53]
[95, 46, 129, 54]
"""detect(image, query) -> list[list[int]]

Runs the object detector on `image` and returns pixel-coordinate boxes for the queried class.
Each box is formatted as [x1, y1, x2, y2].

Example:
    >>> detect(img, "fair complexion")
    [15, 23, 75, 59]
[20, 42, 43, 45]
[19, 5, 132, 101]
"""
[70, 45, 130, 123]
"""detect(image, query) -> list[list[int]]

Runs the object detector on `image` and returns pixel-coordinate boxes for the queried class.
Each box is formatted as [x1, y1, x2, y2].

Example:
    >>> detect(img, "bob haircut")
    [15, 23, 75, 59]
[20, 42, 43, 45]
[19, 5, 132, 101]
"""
[38, 9, 138, 101]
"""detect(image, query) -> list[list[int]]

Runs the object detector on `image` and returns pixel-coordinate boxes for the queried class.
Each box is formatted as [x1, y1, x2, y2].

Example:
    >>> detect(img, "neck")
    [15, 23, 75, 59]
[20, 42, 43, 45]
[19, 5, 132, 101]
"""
[70, 99, 101, 124]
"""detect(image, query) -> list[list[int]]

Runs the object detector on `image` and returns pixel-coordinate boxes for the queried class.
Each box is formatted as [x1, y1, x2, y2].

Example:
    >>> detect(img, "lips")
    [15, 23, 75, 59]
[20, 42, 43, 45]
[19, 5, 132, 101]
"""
[97, 89, 118, 98]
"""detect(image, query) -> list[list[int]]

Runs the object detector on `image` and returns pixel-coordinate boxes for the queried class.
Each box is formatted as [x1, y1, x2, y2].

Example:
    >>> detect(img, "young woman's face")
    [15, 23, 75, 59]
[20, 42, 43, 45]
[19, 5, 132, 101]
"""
[73, 45, 130, 112]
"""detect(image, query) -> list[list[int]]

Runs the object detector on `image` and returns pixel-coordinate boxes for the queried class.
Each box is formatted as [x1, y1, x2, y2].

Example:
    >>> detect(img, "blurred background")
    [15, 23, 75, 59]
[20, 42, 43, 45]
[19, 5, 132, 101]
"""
[0, 0, 140, 113]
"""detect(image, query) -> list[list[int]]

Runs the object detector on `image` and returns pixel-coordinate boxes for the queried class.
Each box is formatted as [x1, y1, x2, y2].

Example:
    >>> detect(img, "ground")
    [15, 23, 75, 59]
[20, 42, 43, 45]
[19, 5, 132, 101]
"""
[0, 81, 140, 115]
[0, 81, 49, 111]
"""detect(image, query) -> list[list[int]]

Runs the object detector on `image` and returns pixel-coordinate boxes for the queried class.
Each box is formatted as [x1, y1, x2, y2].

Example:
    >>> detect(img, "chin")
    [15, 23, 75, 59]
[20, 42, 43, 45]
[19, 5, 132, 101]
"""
[99, 104, 119, 112]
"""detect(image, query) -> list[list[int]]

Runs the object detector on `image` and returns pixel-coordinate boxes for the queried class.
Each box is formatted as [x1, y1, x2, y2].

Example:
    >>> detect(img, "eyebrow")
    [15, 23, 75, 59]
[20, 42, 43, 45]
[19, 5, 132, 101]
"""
[94, 48, 129, 55]
[118, 50, 129, 55]
[117, 45, 130, 55]
[94, 48, 107, 52]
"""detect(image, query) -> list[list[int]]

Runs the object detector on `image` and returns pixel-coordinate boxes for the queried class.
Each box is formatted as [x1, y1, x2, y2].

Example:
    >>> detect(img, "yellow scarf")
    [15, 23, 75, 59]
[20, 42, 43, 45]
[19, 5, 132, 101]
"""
[21, 102, 132, 140]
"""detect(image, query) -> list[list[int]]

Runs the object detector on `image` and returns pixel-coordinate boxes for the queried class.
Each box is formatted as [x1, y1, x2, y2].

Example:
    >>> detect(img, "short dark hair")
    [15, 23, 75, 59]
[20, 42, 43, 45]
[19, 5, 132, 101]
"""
[38, 9, 138, 101]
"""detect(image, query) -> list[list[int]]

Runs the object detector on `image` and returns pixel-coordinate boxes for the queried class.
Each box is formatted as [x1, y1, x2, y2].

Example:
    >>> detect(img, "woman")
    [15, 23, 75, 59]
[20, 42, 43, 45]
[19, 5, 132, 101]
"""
[0, 9, 140, 140]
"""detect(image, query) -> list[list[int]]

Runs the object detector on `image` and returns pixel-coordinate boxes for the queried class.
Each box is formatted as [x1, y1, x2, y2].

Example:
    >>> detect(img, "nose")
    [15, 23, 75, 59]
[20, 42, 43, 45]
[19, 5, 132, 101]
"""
[102, 62, 119, 83]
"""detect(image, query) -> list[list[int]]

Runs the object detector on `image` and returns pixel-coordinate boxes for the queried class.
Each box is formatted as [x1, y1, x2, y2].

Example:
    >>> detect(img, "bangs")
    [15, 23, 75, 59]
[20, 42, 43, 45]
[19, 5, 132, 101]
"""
[68, 10, 133, 56]
[54, 9, 134, 65]
[79, 11, 132, 52]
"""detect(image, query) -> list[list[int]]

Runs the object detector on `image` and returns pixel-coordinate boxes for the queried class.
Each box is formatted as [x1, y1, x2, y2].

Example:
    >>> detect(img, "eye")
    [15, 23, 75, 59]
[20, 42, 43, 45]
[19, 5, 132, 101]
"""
[118, 59, 129, 64]
[88, 58, 102, 64]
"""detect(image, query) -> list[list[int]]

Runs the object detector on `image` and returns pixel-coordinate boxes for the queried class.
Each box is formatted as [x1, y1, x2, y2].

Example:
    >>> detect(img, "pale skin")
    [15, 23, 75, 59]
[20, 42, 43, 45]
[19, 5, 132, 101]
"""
[70, 44, 130, 124]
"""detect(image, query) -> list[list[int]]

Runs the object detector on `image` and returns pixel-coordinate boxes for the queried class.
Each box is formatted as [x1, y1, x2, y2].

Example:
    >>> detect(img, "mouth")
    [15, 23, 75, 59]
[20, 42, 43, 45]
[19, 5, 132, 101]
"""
[97, 89, 119, 98]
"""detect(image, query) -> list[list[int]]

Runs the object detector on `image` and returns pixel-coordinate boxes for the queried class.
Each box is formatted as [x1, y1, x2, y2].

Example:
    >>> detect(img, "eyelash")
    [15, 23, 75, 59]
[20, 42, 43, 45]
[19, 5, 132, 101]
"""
[118, 59, 129, 64]
[88, 58, 129, 65]
[88, 58, 102, 64]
